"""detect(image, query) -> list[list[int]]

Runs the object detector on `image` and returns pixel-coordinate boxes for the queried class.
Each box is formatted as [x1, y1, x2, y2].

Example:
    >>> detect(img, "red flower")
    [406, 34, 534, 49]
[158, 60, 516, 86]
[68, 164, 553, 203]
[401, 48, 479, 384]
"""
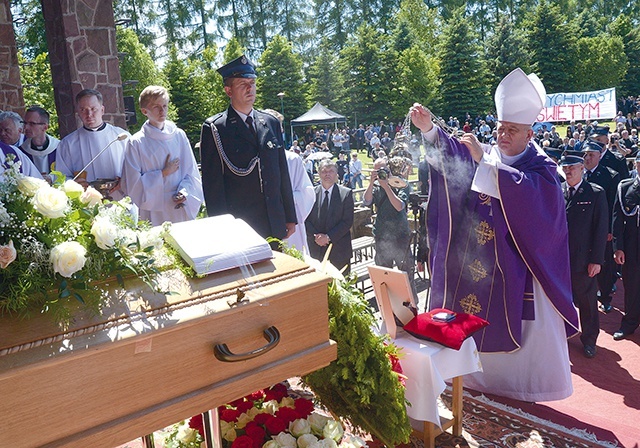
[220, 408, 241, 423]
[245, 424, 267, 448]
[275, 406, 299, 424]
[188, 414, 204, 436]
[264, 415, 287, 435]
[247, 389, 266, 401]
[231, 435, 254, 448]
[244, 420, 259, 431]
[388, 352, 406, 387]
[253, 413, 270, 425]
[236, 400, 255, 414]
[264, 383, 288, 401]
[294, 397, 315, 418]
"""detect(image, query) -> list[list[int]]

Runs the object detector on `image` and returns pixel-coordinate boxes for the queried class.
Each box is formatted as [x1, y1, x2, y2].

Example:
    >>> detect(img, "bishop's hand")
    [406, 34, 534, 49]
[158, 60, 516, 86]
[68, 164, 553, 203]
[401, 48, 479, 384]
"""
[410, 103, 433, 133]
[459, 133, 484, 163]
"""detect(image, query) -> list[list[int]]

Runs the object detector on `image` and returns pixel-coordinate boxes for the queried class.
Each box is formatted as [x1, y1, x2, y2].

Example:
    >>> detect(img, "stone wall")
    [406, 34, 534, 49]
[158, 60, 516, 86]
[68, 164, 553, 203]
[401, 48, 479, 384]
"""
[0, 0, 25, 115]
[42, 0, 126, 137]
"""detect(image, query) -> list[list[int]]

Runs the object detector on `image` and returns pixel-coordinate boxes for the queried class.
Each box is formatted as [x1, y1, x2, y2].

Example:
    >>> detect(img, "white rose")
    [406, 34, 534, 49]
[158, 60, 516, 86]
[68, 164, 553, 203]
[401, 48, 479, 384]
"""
[17, 176, 48, 196]
[308, 413, 329, 436]
[339, 435, 367, 448]
[91, 218, 119, 250]
[297, 433, 318, 448]
[177, 426, 198, 444]
[138, 227, 164, 251]
[263, 400, 279, 415]
[272, 432, 297, 448]
[50, 241, 87, 277]
[236, 412, 252, 429]
[32, 185, 69, 219]
[280, 396, 295, 408]
[222, 427, 237, 442]
[0, 240, 17, 269]
[319, 438, 338, 448]
[80, 186, 103, 207]
[289, 419, 311, 437]
[61, 179, 84, 198]
[263, 441, 281, 448]
[322, 420, 344, 442]
[247, 406, 262, 419]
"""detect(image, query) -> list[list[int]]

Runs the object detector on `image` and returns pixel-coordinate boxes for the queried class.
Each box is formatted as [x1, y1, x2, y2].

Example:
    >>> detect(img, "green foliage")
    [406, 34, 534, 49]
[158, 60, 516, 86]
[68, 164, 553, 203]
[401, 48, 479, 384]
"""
[307, 41, 344, 113]
[339, 24, 394, 123]
[257, 35, 308, 133]
[610, 16, 640, 97]
[18, 52, 58, 138]
[303, 279, 411, 447]
[438, 8, 491, 120]
[485, 16, 531, 96]
[393, 47, 441, 118]
[574, 36, 628, 91]
[116, 28, 169, 133]
[223, 38, 245, 63]
[525, 0, 579, 91]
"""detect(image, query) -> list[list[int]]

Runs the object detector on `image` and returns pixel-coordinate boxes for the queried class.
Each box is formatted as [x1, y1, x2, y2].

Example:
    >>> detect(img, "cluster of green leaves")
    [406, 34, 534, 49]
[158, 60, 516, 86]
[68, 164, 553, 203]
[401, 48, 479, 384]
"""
[302, 280, 411, 447]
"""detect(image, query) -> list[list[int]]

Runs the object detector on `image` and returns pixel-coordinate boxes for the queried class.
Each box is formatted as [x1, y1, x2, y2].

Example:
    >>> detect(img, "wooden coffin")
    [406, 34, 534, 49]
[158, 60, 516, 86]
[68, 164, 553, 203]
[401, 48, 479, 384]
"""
[0, 252, 336, 447]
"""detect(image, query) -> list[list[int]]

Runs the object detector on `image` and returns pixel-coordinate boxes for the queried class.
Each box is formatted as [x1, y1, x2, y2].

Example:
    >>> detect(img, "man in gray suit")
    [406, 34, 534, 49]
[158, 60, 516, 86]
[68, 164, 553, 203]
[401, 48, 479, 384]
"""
[306, 159, 354, 274]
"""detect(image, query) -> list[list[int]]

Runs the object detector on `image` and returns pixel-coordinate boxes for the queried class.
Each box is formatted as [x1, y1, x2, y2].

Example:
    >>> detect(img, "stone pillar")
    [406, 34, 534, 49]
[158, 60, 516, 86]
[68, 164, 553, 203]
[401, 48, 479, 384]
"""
[42, 0, 126, 137]
[0, 0, 25, 115]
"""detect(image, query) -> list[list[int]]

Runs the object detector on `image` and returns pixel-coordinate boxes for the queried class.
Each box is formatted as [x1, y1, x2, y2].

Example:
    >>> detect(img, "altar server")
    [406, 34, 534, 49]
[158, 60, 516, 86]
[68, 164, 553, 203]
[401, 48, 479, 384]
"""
[121, 86, 203, 226]
[56, 89, 129, 199]
[411, 68, 579, 401]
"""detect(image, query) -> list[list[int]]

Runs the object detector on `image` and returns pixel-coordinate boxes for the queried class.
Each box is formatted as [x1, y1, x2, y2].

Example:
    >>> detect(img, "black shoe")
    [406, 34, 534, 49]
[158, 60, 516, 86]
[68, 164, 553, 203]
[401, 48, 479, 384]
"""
[613, 331, 627, 341]
[600, 303, 613, 313]
[583, 345, 597, 358]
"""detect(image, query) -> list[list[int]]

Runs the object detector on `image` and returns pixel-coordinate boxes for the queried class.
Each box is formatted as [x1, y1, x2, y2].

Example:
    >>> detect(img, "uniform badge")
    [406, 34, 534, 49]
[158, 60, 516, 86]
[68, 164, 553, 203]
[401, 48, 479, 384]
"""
[241, 56, 248, 64]
[267, 141, 274, 149]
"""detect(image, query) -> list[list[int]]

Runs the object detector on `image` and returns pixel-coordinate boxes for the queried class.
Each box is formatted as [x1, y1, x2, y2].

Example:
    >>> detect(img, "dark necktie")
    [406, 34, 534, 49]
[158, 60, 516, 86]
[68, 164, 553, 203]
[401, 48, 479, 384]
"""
[568, 186, 575, 199]
[245, 115, 257, 140]
[319, 190, 329, 227]
[585, 170, 592, 181]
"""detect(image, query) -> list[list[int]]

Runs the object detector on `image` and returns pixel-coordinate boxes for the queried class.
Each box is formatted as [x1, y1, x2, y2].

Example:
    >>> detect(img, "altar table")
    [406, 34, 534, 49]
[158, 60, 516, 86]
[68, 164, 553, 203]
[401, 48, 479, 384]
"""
[0, 252, 336, 448]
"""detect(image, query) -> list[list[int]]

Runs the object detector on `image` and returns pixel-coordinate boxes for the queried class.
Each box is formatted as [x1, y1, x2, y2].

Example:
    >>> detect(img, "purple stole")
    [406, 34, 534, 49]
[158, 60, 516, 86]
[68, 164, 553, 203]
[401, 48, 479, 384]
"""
[426, 128, 579, 353]
[1, 143, 23, 173]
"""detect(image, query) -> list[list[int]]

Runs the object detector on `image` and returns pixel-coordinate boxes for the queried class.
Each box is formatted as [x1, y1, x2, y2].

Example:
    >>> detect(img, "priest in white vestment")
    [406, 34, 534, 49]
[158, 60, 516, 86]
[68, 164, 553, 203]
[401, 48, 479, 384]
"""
[284, 149, 315, 254]
[55, 89, 129, 200]
[121, 86, 203, 226]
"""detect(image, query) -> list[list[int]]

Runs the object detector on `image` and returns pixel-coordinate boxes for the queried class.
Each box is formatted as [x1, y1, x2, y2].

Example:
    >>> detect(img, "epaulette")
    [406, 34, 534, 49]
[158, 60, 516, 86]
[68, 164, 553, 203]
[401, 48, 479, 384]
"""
[204, 113, 224, 125]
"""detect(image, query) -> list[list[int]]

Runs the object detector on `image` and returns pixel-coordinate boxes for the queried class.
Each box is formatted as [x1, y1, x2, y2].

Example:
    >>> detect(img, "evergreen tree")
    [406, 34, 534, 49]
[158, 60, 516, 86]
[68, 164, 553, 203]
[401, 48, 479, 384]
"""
[438, 8, 490, 120]
[113, 0, 158, 52]
[393, 0, 438, 50]
[307, 41, 344, 112]
[485, 16, 530, 95]
[313, 0, 349, 50]
[224, 38, 246, 63]
[525, 0, 578, 91]
[339, 24, 392, 124]
[116, 28, 168, 133]
[10, 0, 47, 59]
[256, 35, 308, 141]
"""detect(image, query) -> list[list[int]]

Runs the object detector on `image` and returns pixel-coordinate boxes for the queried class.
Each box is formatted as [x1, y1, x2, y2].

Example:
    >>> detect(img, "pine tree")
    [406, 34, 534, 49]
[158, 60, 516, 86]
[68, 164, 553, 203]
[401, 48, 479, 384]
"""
[393, 46, 441, 119]
[525, 0, 578, 91]
[485, 16, 530, 95]
[438, 8, 490, 120]
[610, 16, 640, 97]
[307, 41, 344, 112]
[574, 36, 627, 91]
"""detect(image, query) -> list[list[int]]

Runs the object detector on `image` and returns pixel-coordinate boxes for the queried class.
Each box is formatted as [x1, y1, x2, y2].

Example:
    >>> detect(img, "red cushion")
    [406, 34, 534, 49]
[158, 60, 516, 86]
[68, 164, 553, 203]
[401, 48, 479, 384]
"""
[402, 308, 489, 350]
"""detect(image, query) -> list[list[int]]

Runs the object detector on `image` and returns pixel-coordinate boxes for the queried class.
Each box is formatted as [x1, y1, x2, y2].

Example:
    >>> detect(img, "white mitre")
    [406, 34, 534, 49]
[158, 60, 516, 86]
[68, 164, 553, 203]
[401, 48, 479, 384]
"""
[494, 68, 546, 125]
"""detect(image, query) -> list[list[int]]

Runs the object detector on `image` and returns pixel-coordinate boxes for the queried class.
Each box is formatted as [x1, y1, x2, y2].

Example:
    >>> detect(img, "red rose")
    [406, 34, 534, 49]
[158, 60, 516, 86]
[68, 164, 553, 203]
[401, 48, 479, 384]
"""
[236, 400, 255, 414]
[220, 408, 241, 423]
[264, 383, 288, 401]
[247, 389, 266, 401]
[231, 435, 254, 448]
[253, 413, 270, 425]
[264, 415, 287, 435]
[188, 414, 204, 435]
[294, 397, 315, 418]
[388, 352, 406, 387]
[275, 406, 299, 424]
[244, 420, 259, 431]
[230, 397, 247, 408]
[245, 424, 267, 448]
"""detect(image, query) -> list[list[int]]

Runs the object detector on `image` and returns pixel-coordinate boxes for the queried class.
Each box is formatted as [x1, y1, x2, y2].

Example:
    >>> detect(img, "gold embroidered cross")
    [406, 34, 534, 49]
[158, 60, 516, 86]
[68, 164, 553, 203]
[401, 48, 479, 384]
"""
[476, 221, 495, 245]
[469, 259, 487, 282]
[460, 293, 482, 315]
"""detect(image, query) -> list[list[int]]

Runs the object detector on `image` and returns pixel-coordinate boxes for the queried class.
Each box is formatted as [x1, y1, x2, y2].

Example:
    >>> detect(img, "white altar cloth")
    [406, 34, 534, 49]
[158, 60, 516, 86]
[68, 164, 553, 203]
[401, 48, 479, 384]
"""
[392, 329, 482, 427]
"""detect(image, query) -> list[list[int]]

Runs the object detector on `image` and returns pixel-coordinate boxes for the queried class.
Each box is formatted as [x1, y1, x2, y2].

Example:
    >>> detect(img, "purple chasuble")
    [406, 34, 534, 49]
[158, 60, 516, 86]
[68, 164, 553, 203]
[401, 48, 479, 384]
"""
[426, 128, 579, 352]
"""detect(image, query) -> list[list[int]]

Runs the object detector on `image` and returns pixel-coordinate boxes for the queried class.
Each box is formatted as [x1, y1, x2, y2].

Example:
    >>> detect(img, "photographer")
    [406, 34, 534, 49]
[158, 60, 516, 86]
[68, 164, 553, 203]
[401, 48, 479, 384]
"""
[363, 157, 414, 284]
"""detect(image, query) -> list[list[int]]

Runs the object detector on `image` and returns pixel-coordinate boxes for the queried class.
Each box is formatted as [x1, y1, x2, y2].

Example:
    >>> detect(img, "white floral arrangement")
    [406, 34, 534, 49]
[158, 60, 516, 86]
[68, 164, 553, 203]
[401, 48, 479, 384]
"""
[0, 155, 169, 323]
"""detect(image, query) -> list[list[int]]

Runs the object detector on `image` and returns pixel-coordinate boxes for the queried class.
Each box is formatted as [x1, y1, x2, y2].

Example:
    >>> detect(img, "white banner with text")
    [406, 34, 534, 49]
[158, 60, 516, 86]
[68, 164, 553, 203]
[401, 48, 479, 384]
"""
[537, 87, 616, 123]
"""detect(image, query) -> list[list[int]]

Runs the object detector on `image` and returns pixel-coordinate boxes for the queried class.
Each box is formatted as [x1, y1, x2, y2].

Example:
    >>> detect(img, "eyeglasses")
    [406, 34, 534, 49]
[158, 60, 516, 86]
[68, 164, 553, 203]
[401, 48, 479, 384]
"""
[23, 121, 47, 126]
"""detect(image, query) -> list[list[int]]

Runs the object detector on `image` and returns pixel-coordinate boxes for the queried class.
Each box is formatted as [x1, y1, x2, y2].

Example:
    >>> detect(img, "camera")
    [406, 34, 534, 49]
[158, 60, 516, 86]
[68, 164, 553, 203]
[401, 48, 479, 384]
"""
[377, 167, 390, 180]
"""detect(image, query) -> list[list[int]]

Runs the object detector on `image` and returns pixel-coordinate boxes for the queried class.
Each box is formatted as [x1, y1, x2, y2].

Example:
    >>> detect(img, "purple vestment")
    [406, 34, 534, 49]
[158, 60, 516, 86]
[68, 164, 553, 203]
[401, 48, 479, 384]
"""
[426, 128, 579, 352]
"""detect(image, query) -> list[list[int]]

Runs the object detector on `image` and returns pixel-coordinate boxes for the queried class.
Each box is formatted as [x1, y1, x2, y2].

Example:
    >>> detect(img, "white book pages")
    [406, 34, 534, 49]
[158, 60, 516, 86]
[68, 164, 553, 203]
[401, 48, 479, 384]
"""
[166, 214, 273, 275]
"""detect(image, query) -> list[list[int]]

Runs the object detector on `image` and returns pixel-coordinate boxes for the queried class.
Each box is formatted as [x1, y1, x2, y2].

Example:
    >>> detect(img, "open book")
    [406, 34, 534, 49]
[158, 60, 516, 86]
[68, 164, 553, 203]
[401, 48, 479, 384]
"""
[166, 214, 273, 275]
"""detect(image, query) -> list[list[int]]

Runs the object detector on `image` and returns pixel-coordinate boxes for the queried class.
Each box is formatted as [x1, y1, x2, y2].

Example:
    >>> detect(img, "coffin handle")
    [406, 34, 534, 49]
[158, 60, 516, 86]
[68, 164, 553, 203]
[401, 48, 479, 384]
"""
[213, 326, 280, 362]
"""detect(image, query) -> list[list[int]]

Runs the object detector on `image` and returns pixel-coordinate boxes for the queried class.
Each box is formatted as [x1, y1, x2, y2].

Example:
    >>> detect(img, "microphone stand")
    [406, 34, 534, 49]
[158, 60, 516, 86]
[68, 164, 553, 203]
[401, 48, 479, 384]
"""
[72, 133, 128, 182]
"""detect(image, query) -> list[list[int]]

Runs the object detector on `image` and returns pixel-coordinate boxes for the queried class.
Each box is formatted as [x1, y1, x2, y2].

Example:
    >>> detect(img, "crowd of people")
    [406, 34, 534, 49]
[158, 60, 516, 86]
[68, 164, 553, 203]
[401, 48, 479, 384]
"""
[2, 57, 640, 404]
